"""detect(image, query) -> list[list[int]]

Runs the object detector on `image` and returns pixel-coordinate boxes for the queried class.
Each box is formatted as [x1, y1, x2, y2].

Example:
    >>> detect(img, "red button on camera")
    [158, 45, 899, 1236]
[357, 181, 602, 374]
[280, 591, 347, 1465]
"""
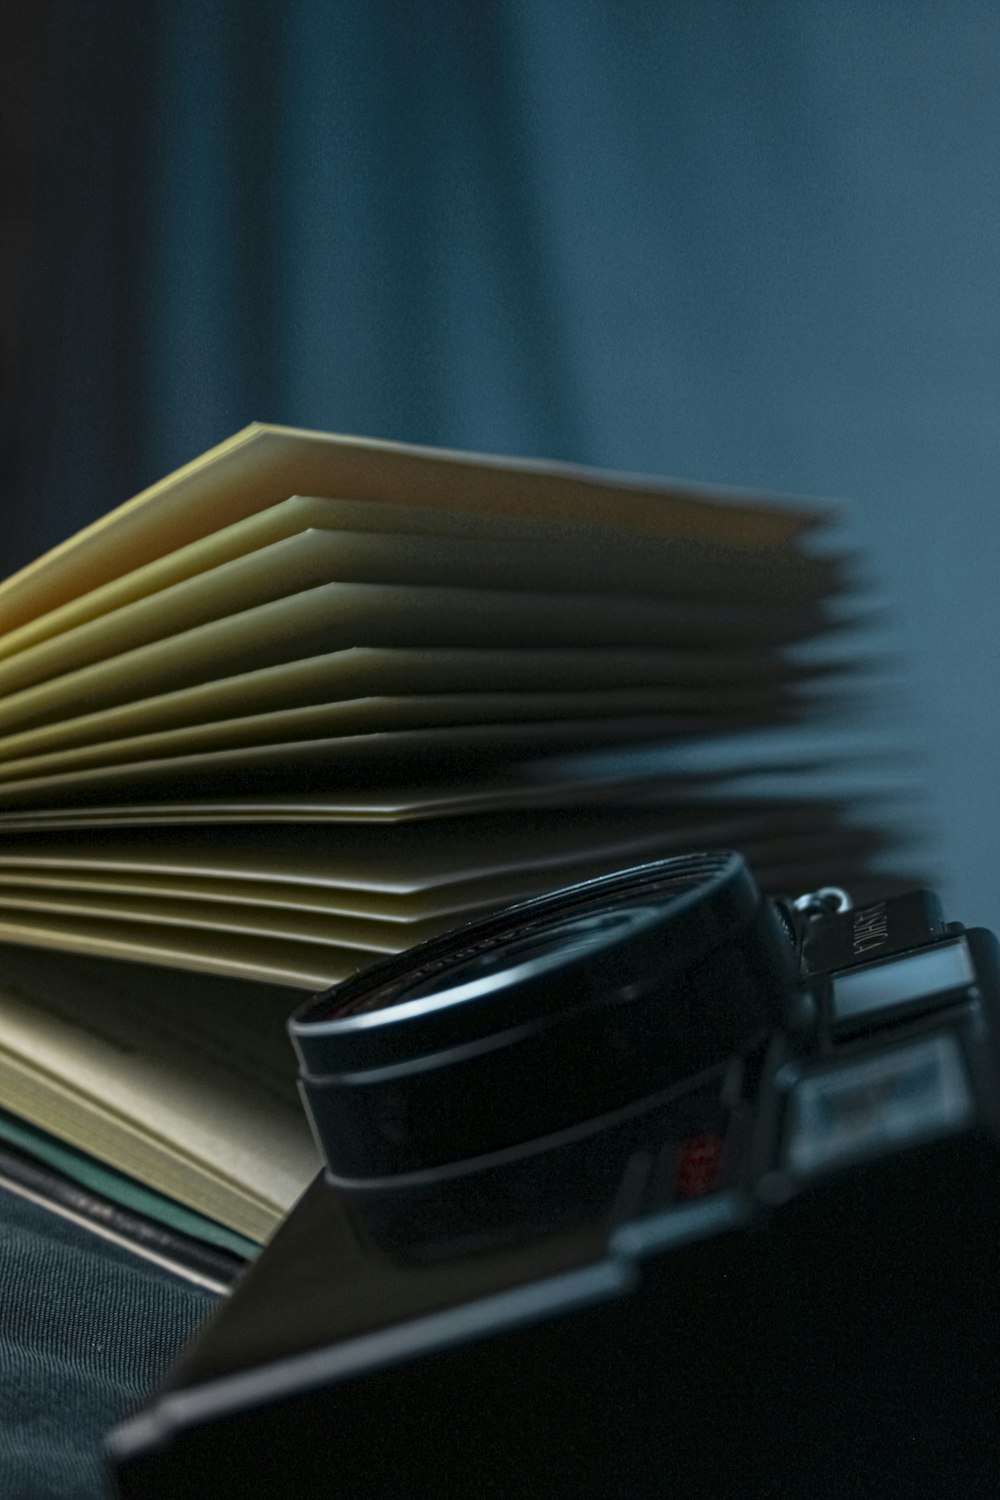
[673, 1132, 727, 1199]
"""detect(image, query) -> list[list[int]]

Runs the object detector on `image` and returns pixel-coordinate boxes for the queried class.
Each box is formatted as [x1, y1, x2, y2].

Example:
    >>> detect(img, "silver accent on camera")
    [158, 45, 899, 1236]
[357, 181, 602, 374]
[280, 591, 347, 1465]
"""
[793, 886, 853, 918]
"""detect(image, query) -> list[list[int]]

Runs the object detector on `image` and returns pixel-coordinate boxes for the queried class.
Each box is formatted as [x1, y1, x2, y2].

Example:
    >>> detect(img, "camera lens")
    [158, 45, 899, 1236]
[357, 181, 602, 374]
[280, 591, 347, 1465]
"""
[291, 852, 799, 1181]
[328, 905, 665, 1024]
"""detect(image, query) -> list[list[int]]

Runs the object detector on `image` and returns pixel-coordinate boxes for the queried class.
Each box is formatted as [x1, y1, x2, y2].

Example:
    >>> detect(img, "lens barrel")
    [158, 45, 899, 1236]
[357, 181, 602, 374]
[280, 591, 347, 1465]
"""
[291, 853, 799, 1182]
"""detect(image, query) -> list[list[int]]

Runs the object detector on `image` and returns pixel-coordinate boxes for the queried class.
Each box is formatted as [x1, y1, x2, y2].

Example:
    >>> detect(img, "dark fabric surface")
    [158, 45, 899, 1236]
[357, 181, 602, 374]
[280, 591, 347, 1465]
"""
[0, 1185, 217, 1500]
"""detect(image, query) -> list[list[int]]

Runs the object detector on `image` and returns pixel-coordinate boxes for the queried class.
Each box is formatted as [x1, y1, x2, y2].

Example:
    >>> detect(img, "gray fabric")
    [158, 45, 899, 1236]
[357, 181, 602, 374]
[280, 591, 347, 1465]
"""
[0, 1185, 216, 1499]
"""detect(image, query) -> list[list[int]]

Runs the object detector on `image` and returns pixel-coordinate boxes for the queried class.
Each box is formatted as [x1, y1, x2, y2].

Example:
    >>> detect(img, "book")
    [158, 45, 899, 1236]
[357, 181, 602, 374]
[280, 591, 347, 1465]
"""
[0, 424, 884, 1247]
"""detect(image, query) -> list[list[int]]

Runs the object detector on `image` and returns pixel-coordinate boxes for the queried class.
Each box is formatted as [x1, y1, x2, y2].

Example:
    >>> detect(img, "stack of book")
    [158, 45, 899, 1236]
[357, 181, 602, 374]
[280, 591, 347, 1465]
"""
[0, 425, 886, 1267]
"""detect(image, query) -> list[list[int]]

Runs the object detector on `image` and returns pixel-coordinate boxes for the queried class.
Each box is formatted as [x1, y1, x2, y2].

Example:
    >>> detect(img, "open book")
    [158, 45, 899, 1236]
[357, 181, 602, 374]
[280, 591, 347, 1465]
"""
[0, 425, 880, 1253]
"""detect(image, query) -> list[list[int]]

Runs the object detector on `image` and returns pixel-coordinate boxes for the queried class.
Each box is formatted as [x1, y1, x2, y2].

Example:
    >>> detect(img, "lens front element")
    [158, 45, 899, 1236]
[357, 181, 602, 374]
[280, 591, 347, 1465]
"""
[291, 853, 797, 1180]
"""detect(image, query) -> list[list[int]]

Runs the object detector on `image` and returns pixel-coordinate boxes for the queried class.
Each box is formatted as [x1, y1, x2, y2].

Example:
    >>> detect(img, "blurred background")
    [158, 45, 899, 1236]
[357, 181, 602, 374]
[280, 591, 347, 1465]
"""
[2, 0, 998, 924]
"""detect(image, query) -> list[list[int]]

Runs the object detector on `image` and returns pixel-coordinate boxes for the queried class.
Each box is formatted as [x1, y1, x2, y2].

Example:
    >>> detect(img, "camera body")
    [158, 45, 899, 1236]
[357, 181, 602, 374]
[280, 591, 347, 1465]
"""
[111, 856, 1000, 1498]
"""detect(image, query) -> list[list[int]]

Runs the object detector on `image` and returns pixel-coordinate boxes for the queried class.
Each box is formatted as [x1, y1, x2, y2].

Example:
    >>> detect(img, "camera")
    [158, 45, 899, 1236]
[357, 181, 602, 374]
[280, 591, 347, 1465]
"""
[111, 854, 1000, 1499]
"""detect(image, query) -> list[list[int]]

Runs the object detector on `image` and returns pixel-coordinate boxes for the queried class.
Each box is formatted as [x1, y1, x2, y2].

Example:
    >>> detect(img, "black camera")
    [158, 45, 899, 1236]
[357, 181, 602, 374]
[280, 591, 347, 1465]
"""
[111, 854, 1000, 1499]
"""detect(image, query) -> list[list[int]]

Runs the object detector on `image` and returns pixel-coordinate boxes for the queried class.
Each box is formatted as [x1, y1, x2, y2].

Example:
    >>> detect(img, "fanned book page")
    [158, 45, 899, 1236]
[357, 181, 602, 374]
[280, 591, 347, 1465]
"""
[0, 425, 887, 1243]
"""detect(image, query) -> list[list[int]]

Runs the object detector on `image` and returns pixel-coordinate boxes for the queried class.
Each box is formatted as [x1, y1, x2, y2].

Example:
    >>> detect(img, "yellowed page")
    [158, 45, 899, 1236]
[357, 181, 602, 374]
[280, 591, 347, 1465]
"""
[0, 646, 788, 766]
[0, 763, 669, 828]
[0, 1050, 290, 1242]
[0, 857, 641, 922]
[0, 910, 361, 988]
[0, 578, 804, 742]
[0, 806, 757, 892]
[0, 807, 852, 925]
[0, 883, 450, 953]
[0, 797, 795, 943]
[0, 688, 755, 787]
[0, 423, 823, 633]
[0, 716, 715, 809]
[0, 525, 816, 705]
[0, 808, 799, 980]
[0, 865, 544, 922]
[0, 493, 839, 668]
[0, 946, 319, 1238]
